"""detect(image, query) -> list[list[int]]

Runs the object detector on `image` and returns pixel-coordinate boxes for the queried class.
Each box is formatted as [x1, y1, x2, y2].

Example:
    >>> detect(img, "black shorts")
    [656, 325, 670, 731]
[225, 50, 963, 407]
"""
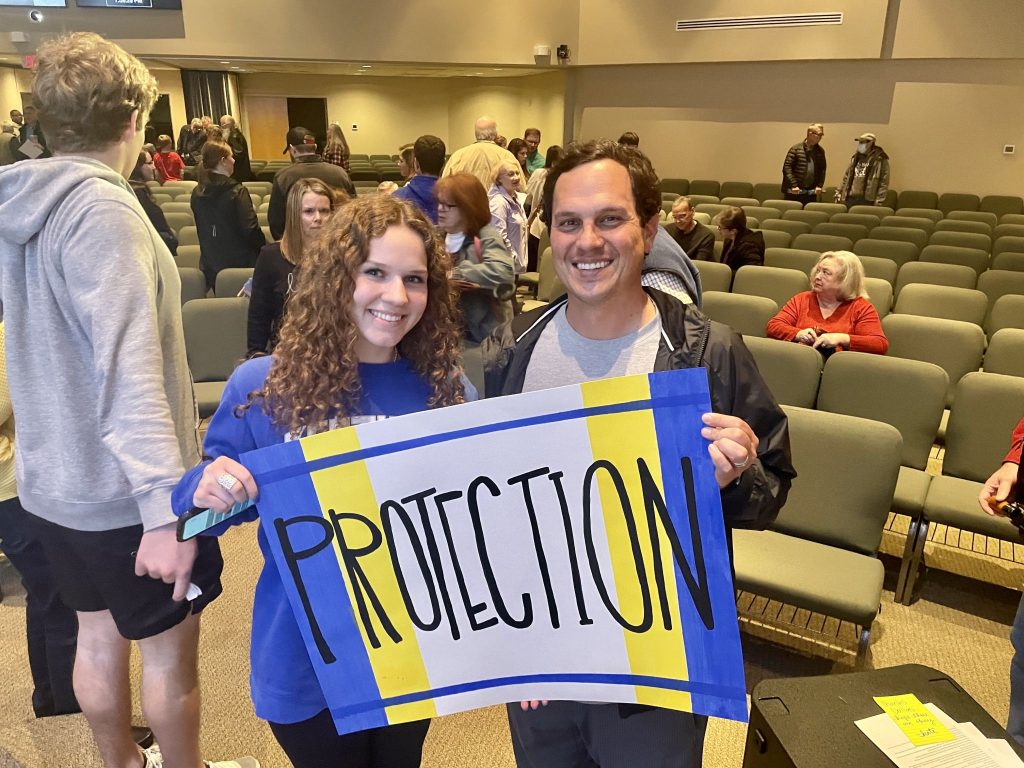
[30, 512, 224, 641]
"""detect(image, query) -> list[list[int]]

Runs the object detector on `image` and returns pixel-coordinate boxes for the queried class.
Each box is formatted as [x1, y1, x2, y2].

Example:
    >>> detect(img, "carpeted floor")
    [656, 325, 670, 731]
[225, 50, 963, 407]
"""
[0, 516, 1019, 768]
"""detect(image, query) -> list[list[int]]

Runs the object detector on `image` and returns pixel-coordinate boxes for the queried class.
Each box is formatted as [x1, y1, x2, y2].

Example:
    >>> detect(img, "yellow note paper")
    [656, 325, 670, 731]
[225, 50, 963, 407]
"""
[873, 694, 955, 746]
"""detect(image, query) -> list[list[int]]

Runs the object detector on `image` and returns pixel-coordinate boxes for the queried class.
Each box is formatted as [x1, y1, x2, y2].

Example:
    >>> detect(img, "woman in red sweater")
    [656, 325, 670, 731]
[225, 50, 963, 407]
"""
[766, 250, 888, 354]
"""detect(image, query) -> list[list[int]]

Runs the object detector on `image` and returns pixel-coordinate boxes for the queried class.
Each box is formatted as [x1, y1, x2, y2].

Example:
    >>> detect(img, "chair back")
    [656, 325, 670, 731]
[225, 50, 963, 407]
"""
[928, 230, 992, 252]
[792, 233, 854, 253]
[919, 244, 989, 275]
[701, 291, 777, 337]
[804, 202, 847, 216]
[991, 252, 1024, 271]
[894, 262, 977, 296]
[950, 209, 1000, 227]
[978, 270, 1024, 327]
[813, 222, 869, 244]
[893, 283, 986, 326]
[215, 268, 254, 298]
[175, 244, 201, 270]
[863, 277, 893, 318]
[854, 238, 919, 267]
[783, 209, 829, 227]
[743, 337, 822, 408]
[178, 226, 200, 247]
[987, 294, 1024, 337]
[980, 196, 1024, 218]
[983, 329, 1024, 378]
[943, 372, 1024, 482]
[719, 181, 754, 198]
[896, 191, 938, 210]
[869, 227, 927, 252]
[817, 352, 947, 469]
[855, 254, 898, 285]
[693, 260, 732, 293]
[764, 248, 819, 275]
[937, 193, 981, 215]
[732, 265, 809, 308]
[178, 268, 207, 305]
[849, 204, 894, 219]
[181, 297, 248, 382]
[773, 406, 902, 556]
[882, 314, 986, 406]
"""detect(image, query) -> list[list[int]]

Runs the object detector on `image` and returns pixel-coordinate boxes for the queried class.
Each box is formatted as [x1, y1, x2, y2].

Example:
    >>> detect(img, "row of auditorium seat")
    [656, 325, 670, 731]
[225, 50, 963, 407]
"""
[657, 179, 1024, 218]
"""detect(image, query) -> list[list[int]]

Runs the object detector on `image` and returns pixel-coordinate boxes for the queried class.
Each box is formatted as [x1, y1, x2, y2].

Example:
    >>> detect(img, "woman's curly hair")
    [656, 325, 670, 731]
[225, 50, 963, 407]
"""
[246, 195, 465, 434]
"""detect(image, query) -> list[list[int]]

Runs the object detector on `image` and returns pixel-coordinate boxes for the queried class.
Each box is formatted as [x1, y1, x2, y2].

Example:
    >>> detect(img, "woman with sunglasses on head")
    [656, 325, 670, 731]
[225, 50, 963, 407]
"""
[247, 177, 343, 356]
[173, 195, 473, 768]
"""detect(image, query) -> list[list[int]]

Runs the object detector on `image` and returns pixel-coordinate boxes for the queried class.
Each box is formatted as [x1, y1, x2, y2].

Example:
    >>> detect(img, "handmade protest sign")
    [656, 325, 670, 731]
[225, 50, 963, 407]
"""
[244, 367, 747, 735]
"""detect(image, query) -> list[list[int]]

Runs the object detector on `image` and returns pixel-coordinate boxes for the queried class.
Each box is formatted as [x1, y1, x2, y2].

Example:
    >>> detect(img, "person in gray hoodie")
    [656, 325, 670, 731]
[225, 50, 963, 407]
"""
[0, 32, 256, 768]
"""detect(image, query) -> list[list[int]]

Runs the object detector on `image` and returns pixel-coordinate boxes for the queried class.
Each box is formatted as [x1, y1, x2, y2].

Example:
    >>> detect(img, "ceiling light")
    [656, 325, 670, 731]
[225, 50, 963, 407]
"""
[220, 60, 230, 64]
[360, 65, 372, 69]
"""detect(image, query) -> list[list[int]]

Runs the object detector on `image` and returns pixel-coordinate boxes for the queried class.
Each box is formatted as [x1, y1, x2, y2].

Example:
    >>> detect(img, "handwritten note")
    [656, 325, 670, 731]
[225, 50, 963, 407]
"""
[874, 694, 955, 746]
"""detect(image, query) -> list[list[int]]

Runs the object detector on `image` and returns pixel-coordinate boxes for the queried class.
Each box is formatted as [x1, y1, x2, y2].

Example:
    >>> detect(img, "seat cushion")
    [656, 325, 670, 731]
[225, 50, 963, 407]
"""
[893, 467, 931, 518]
[733, 529, 884, 626]
[923, 475, 1022, 540]
[194, 381, 226, 419]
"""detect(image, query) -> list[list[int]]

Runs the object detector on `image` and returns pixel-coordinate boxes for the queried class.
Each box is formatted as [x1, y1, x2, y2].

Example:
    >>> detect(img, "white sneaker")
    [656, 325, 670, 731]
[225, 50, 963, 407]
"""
[205, 759, 260, 768]
[141, 745, 163, 768]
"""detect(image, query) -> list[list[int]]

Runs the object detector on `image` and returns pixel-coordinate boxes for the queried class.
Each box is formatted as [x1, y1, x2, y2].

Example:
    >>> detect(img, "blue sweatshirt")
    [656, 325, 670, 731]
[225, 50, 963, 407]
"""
[393, 174, 439, 223]
[173, 355, 475, 724]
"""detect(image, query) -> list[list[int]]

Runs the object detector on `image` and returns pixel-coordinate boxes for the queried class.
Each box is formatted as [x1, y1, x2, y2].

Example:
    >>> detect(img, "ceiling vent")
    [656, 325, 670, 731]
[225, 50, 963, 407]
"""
[675, 13, 843, 32]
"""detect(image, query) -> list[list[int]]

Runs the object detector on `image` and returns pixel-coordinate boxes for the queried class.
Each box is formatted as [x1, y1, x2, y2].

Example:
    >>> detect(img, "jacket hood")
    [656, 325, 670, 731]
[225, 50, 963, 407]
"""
[193, 173, 236, 200]
[0, 155, 131, 246]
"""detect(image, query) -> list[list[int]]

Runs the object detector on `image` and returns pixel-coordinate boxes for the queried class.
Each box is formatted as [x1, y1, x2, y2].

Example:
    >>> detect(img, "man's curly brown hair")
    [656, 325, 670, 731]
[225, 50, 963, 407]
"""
[247, 195, 465, 434]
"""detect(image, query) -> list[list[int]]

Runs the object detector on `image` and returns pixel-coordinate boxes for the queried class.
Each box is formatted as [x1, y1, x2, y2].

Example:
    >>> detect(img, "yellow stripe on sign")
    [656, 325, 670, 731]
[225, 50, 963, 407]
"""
[581, 375, 691, 711]
[300, 426, 436, 724]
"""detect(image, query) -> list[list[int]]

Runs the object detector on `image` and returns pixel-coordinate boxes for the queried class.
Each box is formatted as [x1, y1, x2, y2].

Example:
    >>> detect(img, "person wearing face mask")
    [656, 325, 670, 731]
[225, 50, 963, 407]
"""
[248, 179, 341, 355]
[191, 140, 266, 290]
[835, 132, 890, 208]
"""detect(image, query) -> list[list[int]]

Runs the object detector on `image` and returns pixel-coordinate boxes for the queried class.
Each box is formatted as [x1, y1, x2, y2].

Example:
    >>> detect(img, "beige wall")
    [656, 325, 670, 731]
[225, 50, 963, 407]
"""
[577, 0, 889, 65]
[0, 68, 20, 116]
[893, 0, 1024, 59]
[150, 68, 186, 134]
[576, 59, 1024, 196]
[238, 71, 566, 160]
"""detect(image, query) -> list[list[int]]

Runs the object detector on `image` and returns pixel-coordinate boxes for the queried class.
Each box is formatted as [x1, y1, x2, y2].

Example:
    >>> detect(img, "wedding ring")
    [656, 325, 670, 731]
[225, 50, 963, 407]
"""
[217, 473, 238, 491]
[732, 457, 750, 469]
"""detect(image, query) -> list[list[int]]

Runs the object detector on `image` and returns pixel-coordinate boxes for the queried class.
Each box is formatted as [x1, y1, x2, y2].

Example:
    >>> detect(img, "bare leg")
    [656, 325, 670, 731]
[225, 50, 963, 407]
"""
[138, 611, 203, 768]
[74, 610, 140, 768]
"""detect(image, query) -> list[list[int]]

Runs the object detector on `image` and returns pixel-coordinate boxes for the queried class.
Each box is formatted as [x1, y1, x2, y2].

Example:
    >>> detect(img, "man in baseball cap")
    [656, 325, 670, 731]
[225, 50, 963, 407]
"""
[268, 126, 355, 239]
[835, 132, 890, 208]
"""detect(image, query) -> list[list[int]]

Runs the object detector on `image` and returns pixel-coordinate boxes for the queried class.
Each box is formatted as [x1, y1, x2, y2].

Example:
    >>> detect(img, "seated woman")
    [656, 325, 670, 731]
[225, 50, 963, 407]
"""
[174, 195, 472, 768]
[190, 140, 266, 290]
[435, 172, 515, 343]
[247, 178, 340, 356]
[717, 206, 765, 272]
[767, 250, 888, 354]
[488, 160, 528, 273]
[128, 149, 178, 256]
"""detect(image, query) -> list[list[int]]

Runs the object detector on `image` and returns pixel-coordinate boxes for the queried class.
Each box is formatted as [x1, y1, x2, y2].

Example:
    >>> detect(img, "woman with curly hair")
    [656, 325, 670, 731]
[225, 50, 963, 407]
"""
[172, 195, 472, 768]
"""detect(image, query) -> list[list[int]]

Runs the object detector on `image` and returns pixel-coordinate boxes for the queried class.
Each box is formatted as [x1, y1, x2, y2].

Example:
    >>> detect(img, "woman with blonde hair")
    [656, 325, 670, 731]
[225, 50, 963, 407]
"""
[247, 177, 342, 355]
[174, 195, 472, 767]
[767, 250, 888, 354]
[322, 121, 351, 171]
[488, 160, 527, 273]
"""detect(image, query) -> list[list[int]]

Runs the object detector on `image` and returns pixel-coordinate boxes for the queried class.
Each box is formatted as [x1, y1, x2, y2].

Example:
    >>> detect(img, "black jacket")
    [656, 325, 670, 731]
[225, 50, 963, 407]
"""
[268, 156, 356, 239]
[129, 178, 178, 256]
[721, 228, 765, 273]
[247, 242, 295, 355]
[482, 288, 795, 533]
[224, 129, 253, 182]
[190, 173, 266, 287]
[177, 125, 206, 165]
[781, 141, 826, 193]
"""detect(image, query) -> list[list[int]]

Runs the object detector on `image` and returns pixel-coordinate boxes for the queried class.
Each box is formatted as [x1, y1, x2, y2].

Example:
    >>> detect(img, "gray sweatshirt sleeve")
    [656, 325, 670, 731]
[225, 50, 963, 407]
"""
[452, 227, 515, 289]
[62, 202, 189, 530]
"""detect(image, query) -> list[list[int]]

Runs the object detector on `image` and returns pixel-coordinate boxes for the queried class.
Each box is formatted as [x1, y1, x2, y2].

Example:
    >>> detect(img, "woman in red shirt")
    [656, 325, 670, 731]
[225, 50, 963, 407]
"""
[766, 250, 888, 354]
[152, 134, 185, 182]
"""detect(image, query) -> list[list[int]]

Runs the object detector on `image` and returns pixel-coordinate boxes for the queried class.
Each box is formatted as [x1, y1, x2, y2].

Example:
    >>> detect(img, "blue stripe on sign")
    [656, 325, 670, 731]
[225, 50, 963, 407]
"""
[256, 393, 709, 487]
[330, 672, 747, 719]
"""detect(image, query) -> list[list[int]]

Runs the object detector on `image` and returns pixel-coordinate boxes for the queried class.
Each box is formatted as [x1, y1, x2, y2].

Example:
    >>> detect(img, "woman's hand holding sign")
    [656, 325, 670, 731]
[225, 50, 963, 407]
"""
[701, 412, 759, 488]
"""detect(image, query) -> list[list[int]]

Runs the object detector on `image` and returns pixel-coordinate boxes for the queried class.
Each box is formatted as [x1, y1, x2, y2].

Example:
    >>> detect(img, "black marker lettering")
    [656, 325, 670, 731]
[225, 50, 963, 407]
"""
[508, 467, 559, 629]
[274, 515, 337, 664]
[435, 490, 497, 631]
[402, 488, 461, 640]
[380, 499, 441, 632]
[550, 470, 592, 626]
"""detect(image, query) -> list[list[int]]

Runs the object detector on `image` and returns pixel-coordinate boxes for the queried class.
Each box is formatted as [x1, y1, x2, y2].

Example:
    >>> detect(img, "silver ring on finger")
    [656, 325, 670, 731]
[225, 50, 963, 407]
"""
[732, 456, 750, 469]
[217, 473, 238, 492]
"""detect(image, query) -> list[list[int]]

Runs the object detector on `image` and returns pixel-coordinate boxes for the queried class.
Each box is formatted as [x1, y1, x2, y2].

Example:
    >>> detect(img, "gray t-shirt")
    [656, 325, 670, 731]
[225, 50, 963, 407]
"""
[522, 303, 662, 392]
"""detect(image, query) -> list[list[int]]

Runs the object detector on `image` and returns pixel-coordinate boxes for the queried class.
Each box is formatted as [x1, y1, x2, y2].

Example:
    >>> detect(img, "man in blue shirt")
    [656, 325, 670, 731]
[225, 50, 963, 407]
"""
[394, 134, 445, 223]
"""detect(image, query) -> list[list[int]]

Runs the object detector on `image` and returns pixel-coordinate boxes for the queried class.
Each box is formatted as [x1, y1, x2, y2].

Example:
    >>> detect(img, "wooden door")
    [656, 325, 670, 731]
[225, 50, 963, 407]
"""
[244, 96, 289, 163]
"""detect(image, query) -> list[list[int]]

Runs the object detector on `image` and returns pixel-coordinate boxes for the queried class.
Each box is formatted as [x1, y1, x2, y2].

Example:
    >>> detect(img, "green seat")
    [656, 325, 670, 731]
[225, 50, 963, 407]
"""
[752, 183, 781, 203]
[896, 372, 1024, 603]
[948, 210, 999, 228]
[987, 295, 1024, 336]
[720, 181, 753, 198]
[734, 406, 901, 653]
[882, 314, 986, 406]
[994, 235, 1024, 258]
[701, 291, 777, 337]
[804, 202, 847, 216]
[689, 179, 720, 197]
[880, 215, 935, 235]
[695, 203, 728, 220]
[175, 244, 201, 271]
[1003, 215, 1024, 226]
[783, 209, 829, 227]
[761, 219, 811, 239]
[919, 244, 989, 275]
[893, 283, 986, 326]
[721, 196, 759, 208]
[764, 248, 819, 275]
[894, 262, 976, 296]
[991, 252, 1024, 272]
[978, 270, 1024, 326]
[733, 265, 809, 308]
[660, 178, 689, 195]
[849, 204, 894, 219]
[178, 267, 207, 305]
[813, 222, 869, 244]
[863, 277, 893, 318]
[984, 328, 1024, 377]
[214, 268, 254, 299]
[855, 254, 898, 285]
[896, 191, 938, 210]
[163, 212, 195, 235]
[934, 218, 992, 236]
[929, 230, 992, 252]
[757, 229, 791, 249]
[994, 224, 1024, 240]
[687, 194, 720, 207]
[742, 205, 783, 223]
[894, 208, 942, 224]
[178, 226, 199, 247]
[937, 193, 981, 215]
[830, 213, 879, 231]
[869, 227, 927, 252]
[855, 238, 919, 268]
[693, 260, 732, 293]
[792, 233, 854, 253]
[761, 199, 804, 215]
[980, 195, 1024, 218]
[742, 336, 823, 408]
[182, 297, 248, 418]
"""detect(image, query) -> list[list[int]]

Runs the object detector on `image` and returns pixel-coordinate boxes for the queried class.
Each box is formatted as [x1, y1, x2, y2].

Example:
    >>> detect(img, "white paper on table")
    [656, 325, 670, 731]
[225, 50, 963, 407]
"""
[987, 739, 1024, 768]
[929, 704, 1023, 768]
[855, 704, 1000, 768]
[18, 140, 43, 159]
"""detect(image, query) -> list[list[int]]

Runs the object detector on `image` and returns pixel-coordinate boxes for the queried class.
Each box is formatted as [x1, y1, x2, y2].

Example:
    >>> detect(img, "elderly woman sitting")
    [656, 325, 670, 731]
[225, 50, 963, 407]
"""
[766, 250, 888, 354]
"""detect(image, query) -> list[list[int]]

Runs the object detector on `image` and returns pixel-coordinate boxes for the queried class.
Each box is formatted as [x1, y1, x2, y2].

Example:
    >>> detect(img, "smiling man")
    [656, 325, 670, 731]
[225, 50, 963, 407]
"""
[483, 139, 794, 768]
